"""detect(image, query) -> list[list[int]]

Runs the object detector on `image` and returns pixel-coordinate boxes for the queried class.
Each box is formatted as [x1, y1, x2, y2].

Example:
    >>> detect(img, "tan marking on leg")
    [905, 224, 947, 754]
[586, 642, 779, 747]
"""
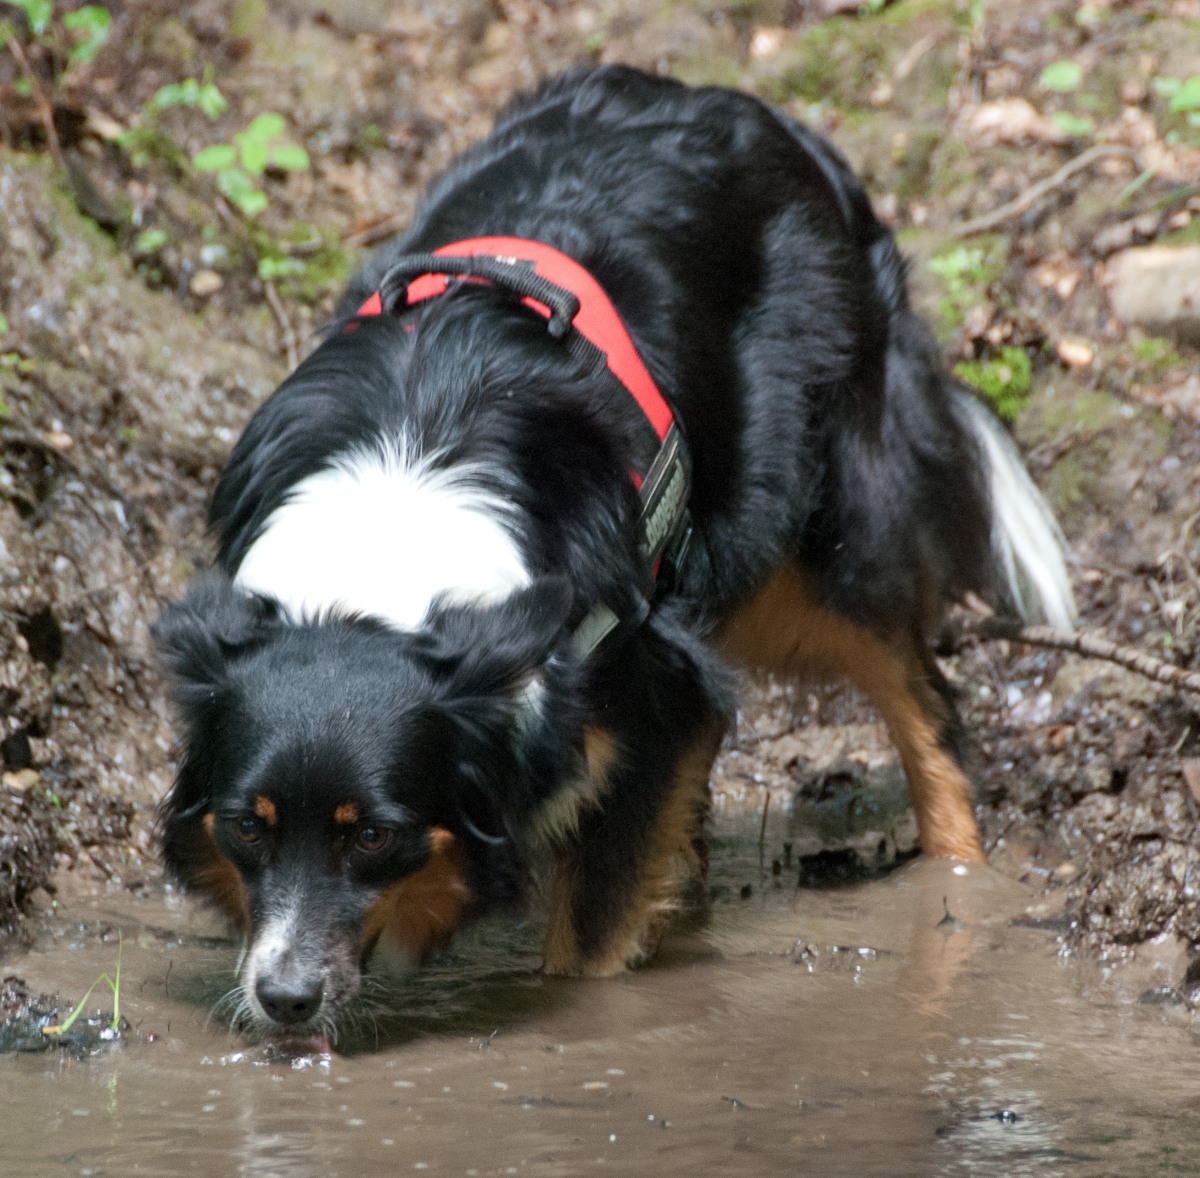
[253, 795, 277, 826]
[541, 852, 581, 976]
[716, 567, 983, 862]
[539, 728, 621, 975]
[334, 802, 360, 826]
[198, 812, 250, 931]
[531, 725, 620, 847]
[361, 827, 474, 962]
[576, 724, 723, 978]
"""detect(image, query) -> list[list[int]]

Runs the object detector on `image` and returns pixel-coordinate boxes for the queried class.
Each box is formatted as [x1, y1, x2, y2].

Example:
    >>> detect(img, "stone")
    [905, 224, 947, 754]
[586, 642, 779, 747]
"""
[1105, 245, 1200, 345]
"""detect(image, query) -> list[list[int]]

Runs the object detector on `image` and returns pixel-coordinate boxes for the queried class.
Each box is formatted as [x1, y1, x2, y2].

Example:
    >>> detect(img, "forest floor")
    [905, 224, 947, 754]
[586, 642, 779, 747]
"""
[2, 0, 1200, 990]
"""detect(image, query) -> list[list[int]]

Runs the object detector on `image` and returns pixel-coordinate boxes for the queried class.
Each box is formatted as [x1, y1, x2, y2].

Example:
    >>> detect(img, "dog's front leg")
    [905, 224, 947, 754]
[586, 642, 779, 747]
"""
[542, 719, 723, 977]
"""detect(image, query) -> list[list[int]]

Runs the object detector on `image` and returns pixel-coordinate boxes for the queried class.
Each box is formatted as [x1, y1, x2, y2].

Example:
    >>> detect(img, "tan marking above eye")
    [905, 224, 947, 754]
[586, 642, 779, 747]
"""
[334, 802, 360, 826]
[253, 795, 278, 826]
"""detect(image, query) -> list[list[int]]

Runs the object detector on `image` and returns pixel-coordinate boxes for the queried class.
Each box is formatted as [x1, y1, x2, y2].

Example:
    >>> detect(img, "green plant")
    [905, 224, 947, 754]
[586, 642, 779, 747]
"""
[47, 932, 121, 1036]
[193, 111, 310, 217]
[61, 4, 108, 66]
[133, 227, 168, 255]
[147, 68, 227, 120]
[0, 314, 8, 334]
[928, 242, 1006, 331]
[1040, 60, 1082, 92]
[7, 0, 51, 36]
[5, 1, 109, 74]
[1153, 76, 1200, 132]
[955, 346, 1033, 422]
[1051, 111, 1094, 138]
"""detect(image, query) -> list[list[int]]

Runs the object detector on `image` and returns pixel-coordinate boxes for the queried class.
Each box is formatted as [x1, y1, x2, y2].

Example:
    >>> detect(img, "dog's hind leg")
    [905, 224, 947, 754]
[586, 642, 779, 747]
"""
[716, 564, 984, 863]
[542, 719, 723, 977]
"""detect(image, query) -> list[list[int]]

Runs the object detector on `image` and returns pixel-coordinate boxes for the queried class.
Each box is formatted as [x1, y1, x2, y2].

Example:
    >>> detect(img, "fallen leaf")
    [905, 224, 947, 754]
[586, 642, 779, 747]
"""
[963, 98, 1068, 146]
[1182, 759, 1200, 803]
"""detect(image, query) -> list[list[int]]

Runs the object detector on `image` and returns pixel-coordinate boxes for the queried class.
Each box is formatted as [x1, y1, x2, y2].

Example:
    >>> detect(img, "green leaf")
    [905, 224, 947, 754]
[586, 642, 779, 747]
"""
[197, 82, 227, 120]
[1040, 60, 1083, 92]
[193, 143, 237, 172]
[257, 256, 305, 280]
[63, 6, 111, 66]
[230, 188, 268, 217]
[243, 111, 285, 144]
[150, 80, 197, 109]
[237, 134, 269, 174]
[11, 0, 52, 35]
[0, 396, 10, 420]
[1168, 75, 1200, 113]
[268, 142, 309, 171]
[216, 168, 267, 216]
[1153, 76, 1181, 98]
[134, 228, 168, 255]
[13, 77, 32, 97]
[150, 77, 227, 119]
[0, 315, 8, 334]
[1051, 111, 1095, 138]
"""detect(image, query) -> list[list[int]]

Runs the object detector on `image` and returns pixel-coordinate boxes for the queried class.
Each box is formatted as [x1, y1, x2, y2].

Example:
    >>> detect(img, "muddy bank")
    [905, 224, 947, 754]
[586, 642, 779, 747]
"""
[1, 0, 1199, 970]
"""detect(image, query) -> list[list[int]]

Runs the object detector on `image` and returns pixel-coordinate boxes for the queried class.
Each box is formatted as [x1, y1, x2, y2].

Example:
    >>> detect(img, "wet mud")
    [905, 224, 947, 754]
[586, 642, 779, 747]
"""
[2, 824, 1199, 1177]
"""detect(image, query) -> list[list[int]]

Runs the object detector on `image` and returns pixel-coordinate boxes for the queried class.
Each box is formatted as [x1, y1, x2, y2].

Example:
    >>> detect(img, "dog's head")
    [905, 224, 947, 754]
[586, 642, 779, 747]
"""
[153, 575, 573, 1042]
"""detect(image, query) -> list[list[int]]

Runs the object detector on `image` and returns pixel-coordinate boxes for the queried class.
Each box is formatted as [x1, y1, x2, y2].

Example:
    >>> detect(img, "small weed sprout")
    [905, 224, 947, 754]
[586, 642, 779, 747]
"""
[955, 346, 1033, 423]
[193, 111, 310, 217]
[45, 931, 122, 1037]
[4, 1, 110, 79]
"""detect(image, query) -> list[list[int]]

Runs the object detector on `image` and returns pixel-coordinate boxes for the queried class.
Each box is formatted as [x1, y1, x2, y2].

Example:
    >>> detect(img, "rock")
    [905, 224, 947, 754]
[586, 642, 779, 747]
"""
[1105, 245, 1200, 344]
[1055, 337, 1094, 369]
[189, 269, 224, 297]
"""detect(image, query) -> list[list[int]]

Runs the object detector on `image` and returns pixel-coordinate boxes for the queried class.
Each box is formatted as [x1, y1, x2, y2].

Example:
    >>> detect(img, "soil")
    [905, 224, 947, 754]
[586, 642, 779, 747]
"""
[1, 0, 1200, 988]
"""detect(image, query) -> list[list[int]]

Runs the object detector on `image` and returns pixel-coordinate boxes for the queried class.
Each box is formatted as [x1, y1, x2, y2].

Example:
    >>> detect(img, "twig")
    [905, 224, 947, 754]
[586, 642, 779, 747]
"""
[960, 615, 1200, 697]
[3, 28, 62, 169]
[952, 145, 1138, 238]
[263, 281, 299, 371]
[343, 213, 408, 249]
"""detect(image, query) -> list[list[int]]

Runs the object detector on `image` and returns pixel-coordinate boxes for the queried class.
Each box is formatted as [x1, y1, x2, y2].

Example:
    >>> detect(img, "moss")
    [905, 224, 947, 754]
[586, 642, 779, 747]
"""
[1034, 388, 1124, 437]
[1132, 335, 1185, 374]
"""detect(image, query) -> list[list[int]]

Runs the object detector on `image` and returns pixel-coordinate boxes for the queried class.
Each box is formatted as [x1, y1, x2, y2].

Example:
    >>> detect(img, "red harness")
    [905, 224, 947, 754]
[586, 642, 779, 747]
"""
[353, 237, 693, 646]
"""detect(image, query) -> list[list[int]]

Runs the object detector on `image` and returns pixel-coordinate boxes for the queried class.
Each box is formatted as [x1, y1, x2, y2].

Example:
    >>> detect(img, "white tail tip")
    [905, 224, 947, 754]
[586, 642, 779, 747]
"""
[957, 393, 1078, 632]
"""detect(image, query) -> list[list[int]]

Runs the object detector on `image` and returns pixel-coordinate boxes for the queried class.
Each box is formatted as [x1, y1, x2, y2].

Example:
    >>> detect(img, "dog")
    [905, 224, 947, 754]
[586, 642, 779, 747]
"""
[153, 65, 1075, 1042]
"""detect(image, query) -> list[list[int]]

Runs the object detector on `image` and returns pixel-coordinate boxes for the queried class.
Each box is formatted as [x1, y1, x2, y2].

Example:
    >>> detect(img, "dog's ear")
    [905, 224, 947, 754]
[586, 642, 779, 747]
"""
[420, 576, 574, 698]
[152, 575, 280, 703]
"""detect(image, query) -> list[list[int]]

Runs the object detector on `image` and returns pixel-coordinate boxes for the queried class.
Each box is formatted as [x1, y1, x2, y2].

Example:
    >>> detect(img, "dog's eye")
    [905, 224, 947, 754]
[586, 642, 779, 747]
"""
[231, 816, 264, 845]
[354, 824, 391, 854]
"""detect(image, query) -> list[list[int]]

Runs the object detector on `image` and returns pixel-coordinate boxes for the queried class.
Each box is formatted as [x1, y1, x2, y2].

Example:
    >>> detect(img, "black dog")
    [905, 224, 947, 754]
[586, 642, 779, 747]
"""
[154, 66, 1074, 1041]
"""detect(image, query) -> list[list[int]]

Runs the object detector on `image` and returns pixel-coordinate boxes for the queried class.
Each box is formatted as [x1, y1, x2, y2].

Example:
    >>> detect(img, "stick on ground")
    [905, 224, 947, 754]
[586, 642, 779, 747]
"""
[961, 615, 1200, 697]
[952, 145, 1138, 238]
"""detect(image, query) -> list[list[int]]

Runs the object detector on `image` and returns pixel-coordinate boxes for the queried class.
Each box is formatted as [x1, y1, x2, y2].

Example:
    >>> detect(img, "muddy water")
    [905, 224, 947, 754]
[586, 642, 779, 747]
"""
[2, 821, 1198, 1178]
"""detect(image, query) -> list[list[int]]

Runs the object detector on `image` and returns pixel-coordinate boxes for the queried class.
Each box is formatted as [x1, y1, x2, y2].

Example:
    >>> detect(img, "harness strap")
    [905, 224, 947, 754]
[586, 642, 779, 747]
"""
[355, 236, 694, 654]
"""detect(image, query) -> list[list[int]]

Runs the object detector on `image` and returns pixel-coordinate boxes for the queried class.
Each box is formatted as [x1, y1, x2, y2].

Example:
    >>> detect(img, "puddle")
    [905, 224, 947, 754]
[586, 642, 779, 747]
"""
[2, 818, 1198, 1178]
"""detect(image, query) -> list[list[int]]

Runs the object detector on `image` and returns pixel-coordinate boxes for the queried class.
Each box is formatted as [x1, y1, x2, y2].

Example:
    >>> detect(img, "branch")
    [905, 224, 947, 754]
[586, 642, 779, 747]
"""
[952, 145, 1138, 238]
[263, 280, 299, 372]
[961, 615, 1200, 697]
[3, 28, 63, 169]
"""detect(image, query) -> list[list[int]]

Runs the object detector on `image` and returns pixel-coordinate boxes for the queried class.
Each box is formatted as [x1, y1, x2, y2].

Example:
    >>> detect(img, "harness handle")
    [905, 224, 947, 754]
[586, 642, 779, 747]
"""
[376, 252, 581, 339]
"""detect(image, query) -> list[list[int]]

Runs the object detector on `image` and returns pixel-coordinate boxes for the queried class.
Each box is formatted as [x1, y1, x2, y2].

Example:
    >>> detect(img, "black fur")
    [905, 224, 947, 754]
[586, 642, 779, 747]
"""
[156, 66, 997, 1037]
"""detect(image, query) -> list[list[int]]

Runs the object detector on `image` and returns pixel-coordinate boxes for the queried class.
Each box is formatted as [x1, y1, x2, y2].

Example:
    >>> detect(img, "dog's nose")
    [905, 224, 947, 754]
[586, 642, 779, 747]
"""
[255, 973, 325, 1026]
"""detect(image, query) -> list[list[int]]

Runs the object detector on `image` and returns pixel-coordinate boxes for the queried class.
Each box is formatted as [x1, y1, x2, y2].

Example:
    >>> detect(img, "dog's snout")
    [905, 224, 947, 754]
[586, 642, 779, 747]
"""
[255, 973, 325, 1026]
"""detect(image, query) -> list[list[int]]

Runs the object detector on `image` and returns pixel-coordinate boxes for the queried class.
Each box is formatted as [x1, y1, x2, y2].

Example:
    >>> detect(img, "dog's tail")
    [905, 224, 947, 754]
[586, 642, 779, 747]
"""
[954, 391, 1077, 631]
